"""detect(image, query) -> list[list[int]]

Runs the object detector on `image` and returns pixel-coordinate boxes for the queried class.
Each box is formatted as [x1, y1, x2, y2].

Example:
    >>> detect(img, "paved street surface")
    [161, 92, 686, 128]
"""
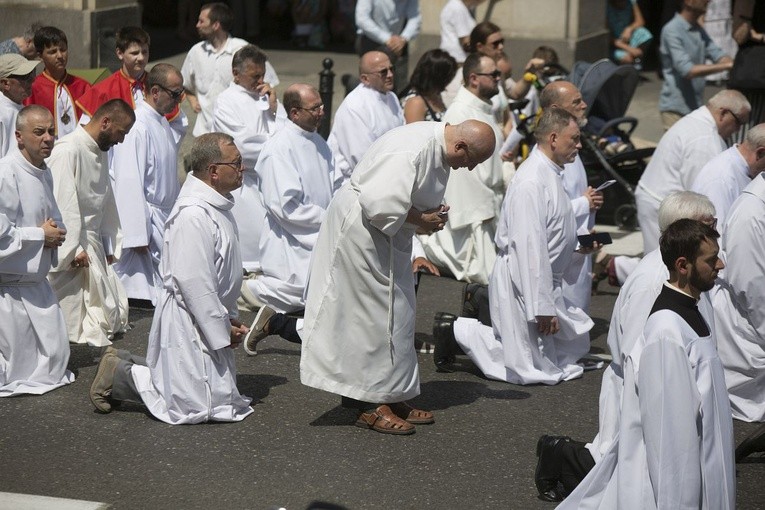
[2, 45, 763, 509]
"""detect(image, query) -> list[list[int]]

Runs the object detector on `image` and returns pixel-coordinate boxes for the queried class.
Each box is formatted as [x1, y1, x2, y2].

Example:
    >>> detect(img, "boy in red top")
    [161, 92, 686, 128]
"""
[24, 26, 92, 139]
[77, 27, 185, 141]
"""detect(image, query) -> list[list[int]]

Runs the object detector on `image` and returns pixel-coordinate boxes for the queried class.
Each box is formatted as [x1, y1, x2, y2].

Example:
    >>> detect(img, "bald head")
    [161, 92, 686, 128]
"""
[539, 81, 587, 127]
[359, 51, 394, 94]
[444, 120, 496, 170]
[284, 83, 324, 132]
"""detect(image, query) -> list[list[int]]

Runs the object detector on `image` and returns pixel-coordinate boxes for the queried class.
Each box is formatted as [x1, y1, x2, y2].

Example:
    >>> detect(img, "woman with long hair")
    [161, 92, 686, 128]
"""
[399, 49, 457, 123]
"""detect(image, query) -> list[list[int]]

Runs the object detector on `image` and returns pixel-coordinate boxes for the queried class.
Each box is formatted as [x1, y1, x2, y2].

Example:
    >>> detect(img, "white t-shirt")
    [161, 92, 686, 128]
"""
[439, 0, 476, 64]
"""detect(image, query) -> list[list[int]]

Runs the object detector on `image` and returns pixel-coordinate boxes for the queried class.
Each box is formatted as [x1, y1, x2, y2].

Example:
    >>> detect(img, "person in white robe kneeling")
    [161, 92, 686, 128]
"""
[89, 133, 253, 424]
[242, 83, 334, 317]
[47, 99, 136, 346]
[299, 120, 496, 435]
[0, 105, 73, 396]
[111, 64, 184, 306]
[433, 108, 594, 384]
[558, 218, 734, 510]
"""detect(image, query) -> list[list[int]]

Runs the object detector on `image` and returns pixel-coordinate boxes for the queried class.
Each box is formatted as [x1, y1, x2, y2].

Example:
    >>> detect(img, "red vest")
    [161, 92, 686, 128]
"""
[24, 71, 92, 136]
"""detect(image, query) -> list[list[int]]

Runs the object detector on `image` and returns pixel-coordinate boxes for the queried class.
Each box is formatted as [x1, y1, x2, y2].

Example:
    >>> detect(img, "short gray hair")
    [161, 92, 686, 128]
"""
[744, 123, 765, 149]
[16, 104, 51, 131]
[534, 108, 577, 144]
[707, 89, 751, 117]
[189, 132, 234, 174]
[658, 191, 716, 232]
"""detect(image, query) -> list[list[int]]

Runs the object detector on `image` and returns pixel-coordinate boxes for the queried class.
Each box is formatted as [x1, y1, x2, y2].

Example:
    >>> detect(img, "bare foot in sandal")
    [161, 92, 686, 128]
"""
[355, 404, 416, 435]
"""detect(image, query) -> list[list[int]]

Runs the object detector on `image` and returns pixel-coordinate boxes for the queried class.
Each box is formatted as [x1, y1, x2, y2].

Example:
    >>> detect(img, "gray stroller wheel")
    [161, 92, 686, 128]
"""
[614, 203, 637, 231]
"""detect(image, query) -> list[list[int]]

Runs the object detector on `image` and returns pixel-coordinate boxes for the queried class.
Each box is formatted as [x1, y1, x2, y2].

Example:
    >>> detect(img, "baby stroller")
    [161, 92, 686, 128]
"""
[569, 59, 654, 230]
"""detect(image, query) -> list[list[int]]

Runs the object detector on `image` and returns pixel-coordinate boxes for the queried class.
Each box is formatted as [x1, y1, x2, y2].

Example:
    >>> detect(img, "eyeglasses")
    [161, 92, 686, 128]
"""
[297, 103, 324, 113]
[726, 109, 743, 126]
[212, 157, 243, 169]
[372, 66, 395, 78]
[489, 38, 504, 48]
[157, 84, 184, 101]
[474, 70, 502, 79]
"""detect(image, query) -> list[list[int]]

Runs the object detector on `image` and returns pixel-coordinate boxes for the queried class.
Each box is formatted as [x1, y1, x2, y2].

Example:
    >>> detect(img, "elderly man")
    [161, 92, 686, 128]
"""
[659, 0, 734, 129]
[327, 50, 404, 187]
[561, 219, 733, 510]
[534, 192, 717, 502]
[300, 120, 495, 435]
[212, 44, 286, 287]
[419, 53, 504, 285]
[355, 0, 421, 93]
[0, 23, 39, 58]
[692, 123, 765, 231]
[183, 2, 279, 136]
[0, 54, 37, 158]
[0, 105, 73, 396]
[433, 109, 594, 384]
[636, 89, 750, 253]
[540, 81, 604, 314]
[111, 64, 184, 306]
[713, 172, 765, 423]
[89, 133, 254, 424]
[47, 99, 136, 346]
[241, 84, 333, 321]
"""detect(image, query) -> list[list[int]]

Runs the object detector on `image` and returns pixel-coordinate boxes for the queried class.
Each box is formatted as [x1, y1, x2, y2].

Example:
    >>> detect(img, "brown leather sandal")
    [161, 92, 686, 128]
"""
[389, 401, 435, 425]
[354, 405, 416, 435]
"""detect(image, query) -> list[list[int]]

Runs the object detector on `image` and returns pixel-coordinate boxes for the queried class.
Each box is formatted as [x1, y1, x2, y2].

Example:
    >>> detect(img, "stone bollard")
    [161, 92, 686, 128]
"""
[318, 58, 334, 140]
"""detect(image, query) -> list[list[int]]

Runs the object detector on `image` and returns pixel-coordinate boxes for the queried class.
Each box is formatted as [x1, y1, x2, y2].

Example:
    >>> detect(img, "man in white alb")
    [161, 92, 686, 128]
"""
[692, 123, 765, 232]
[0, 105, 73, 396]
[635, 89, 750, 253]
[111, 64, 184, 305]
[0, 54, 37, 158]
[419, 53, 504, 285]
[47, 99, 136, 346]
[211, 44, 286, 290]
[182, 2, 279, 136]
[327, 51, 404, 187]
[242, 84, 334, 318]
[433, 109, 594, 384]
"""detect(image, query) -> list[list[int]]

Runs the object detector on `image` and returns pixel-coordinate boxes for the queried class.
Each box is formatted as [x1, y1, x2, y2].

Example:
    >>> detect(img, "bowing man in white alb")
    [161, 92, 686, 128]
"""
[47, 100, 136, 346]
[0, 54, 37, 158]
[560, 219, 734, 510]
[327, 51, 404, 187]
[300, 120, 495, 435]
[713, 173, 765, 422]
[419, 53, 504, 285]
[635, 89, 749, 253]
[446, 109, 594, 384]
[245, 84, 334, 314]
[89, 133, 253, 424]
[692, 123, 765, 233]
[533, 192, 717, 502]
[539, 81, 604, 315]
[212, 45, 287, 284]
[111, 64, 184, 305]
[0, 106, 74, 397]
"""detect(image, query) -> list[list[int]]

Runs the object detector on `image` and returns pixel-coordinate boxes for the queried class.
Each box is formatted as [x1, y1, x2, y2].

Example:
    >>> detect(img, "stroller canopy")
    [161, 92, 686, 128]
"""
[569, 59, 640, 123]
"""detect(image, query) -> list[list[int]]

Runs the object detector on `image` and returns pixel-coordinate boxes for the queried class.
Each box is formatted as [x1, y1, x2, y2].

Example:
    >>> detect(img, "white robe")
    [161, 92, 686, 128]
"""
[560, 294, 735, 510]
[561, 155, 594, 314]
[46, 126, 128, 346]
[691, 145, 751, 234]
[635, 106, 726, 253]
[211, 82, 287, 271]
[130, 174, 253, 424]
[713, 173, 765, 422]
[327, 84, 404, 187]
[0, 93, 21, 159]
[453, 147, 593, 385]
[0, 149, 74, 396]
[111, 101, 180, 303]
[248, 122, 334, 312]
[300, 122, 448, 402]
[419, 86, 503, 285]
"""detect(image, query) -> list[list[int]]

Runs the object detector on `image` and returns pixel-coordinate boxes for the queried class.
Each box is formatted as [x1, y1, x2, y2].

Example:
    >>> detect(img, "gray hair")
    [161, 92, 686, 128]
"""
[707, 89, 751, 117]
[232, 45, 268, 72]
[658, 191, 716, 232]
[189, 132, 234, 174]
[744, 123, 765, 149]
[16, 104, 51, 131]
[534, 107, 577, 144]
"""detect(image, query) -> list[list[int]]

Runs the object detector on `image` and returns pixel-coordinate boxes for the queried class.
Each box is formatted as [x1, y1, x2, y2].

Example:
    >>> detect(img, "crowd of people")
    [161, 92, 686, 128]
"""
[1, 0, 765, 507]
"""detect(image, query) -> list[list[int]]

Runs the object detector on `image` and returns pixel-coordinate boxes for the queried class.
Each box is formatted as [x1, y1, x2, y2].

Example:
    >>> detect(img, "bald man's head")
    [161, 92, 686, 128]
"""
[359, 51, 394, 94]
[284, 83, 324, 132]
[444, 120, 496, 170]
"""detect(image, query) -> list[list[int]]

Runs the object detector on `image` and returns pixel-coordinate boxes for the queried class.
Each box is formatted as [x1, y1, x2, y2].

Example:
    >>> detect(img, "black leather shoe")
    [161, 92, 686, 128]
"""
[736, 422, 765, 462]
[433, 313, 458, 372]
[534, 435, 571, 502]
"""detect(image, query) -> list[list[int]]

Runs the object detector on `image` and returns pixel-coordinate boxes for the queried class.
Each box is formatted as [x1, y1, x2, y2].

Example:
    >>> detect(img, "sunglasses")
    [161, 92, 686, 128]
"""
[372, 66, 395, 78]
[489, 38, 504, 48]
[158, 84, 184, 100]
[474, 70, 502, 79]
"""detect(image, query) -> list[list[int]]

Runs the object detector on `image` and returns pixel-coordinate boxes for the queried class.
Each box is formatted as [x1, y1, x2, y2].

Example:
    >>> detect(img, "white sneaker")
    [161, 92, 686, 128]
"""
[243, 305, 277, 356]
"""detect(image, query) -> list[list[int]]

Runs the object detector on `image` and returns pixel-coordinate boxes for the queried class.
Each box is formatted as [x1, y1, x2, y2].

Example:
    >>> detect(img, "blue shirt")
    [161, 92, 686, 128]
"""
[659, 13, 726, 114]
[355, 0, 421, 44]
